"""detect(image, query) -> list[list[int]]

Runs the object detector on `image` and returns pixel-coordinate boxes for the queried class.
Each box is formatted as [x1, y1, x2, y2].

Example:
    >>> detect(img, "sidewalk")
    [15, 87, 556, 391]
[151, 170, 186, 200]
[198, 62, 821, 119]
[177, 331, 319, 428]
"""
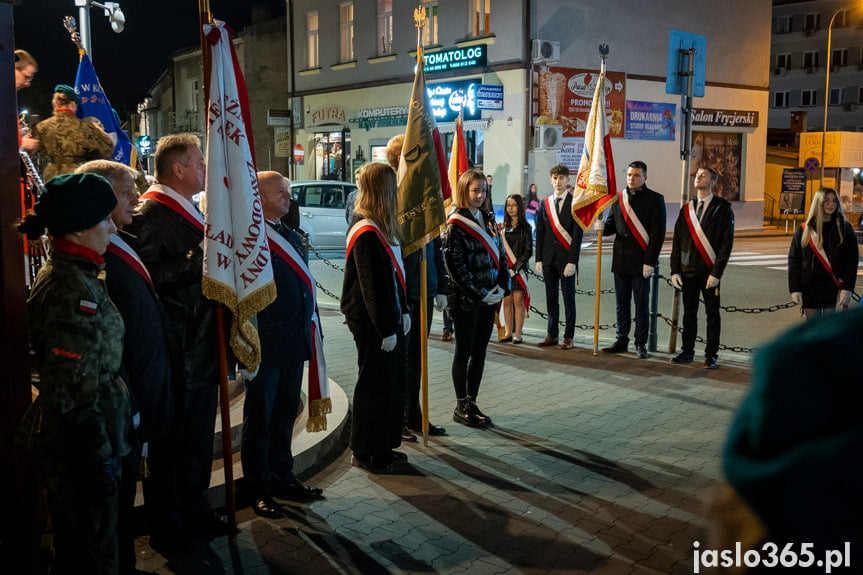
[135, 299, 750, 574]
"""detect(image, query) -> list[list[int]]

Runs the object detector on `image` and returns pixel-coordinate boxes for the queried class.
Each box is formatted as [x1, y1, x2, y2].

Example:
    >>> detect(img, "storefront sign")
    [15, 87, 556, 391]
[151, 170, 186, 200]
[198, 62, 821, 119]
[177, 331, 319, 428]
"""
[268, 109, 292, 127]
[779, 168, 806, 212]
[534, 67, 626, 138]
[424, 45, 487, 74]
[798, 131, 863, 168]
[427, 79, 482, 123]
[692, 108, 759, 128]
[308, 105, 346, 128]
[625, 101, 676, 141]
[348, 106, 409, 131]
[476, 85, 503, 110]
[557, 137, 585, 174]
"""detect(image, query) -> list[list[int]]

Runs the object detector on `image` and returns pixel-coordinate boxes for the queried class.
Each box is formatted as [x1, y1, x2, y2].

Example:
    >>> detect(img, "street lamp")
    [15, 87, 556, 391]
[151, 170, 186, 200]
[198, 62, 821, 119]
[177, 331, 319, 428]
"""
[72, 0, 125, 56]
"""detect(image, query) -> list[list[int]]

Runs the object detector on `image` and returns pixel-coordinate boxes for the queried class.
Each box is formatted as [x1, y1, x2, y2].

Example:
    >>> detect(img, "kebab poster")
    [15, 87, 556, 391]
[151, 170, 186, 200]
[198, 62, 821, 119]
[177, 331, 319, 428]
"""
[533, 66, 626, 138]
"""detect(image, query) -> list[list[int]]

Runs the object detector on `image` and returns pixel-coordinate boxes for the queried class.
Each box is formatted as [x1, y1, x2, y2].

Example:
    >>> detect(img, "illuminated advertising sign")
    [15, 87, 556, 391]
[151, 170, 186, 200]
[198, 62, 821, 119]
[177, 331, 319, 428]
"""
[424, 46, 487, 73]
[426, 79, 483, 123]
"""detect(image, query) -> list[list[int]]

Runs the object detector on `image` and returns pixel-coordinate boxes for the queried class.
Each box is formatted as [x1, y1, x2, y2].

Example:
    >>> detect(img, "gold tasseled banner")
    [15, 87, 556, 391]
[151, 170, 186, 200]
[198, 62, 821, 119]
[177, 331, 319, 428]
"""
[305, 397, 333, 432]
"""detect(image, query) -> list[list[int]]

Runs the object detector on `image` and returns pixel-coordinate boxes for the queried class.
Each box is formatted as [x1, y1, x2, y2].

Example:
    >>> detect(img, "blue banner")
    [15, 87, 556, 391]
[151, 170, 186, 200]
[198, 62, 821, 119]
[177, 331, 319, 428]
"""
[75, 54, 133, 166]
[625, 101, 676, 141]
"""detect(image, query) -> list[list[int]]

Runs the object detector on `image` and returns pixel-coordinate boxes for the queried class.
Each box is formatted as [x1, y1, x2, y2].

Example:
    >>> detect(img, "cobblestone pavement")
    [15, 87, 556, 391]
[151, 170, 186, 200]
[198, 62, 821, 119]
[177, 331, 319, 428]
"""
[136, 298, 752, 574]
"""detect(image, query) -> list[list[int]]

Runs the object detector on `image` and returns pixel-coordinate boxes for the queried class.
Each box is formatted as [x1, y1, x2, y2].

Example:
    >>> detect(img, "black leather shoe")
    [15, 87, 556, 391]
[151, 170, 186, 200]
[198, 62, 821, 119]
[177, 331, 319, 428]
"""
[671, 351, 694, 364]
[704, 355, 718, 370]
[453, 398, 482, 427]
[401, 426, 418, 442]
[468, 398, 492, 426]
[602, 339, 628, 353]
[272, 480, 323, 501]
[352, 453, 397, 474]
[406, 421, 447, 436]
[253, 496, 288, 519]
[187, 511, 233, 536]
[389, 450, 408, 462]
[636, 344, 649, 359]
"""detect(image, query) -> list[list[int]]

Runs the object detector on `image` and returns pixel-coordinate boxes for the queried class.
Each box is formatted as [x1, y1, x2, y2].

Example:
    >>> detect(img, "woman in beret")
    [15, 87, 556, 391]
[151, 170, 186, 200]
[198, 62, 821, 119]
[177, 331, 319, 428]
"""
[18, 172, 136, 575]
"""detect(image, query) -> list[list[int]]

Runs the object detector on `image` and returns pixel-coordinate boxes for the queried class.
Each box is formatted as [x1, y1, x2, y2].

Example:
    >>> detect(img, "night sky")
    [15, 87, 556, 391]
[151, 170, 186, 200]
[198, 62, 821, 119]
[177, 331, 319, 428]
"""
[13, 1, 283, 122]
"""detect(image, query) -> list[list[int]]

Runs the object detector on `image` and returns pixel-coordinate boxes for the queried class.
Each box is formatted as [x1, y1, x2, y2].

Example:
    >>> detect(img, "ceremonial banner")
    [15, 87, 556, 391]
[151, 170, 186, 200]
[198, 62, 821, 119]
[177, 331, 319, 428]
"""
[447, 108, 469, 206]
[74, 52, 134, 166]
[201, 20, 276, 370]
[397, 43, 447, 256]
[571, 59, 617, 231]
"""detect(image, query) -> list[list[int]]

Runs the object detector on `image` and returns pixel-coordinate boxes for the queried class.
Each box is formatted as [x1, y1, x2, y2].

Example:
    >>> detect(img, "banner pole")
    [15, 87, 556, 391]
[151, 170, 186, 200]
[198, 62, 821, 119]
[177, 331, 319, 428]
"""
[420, 247, 429, 446]
[593, 230, 603, 355]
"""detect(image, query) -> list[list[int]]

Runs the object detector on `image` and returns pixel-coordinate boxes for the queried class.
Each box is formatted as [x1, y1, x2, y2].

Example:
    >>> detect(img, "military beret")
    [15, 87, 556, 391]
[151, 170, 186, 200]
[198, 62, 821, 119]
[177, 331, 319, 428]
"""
[54, 84, 81, 106]
[34, 173, 117, 237]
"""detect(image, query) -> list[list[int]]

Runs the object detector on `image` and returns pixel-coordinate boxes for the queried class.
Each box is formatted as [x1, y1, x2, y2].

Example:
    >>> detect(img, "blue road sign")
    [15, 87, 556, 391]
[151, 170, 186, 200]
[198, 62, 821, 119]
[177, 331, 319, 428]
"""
[804, 157, 820, 172]
[666, 30, 706, 97]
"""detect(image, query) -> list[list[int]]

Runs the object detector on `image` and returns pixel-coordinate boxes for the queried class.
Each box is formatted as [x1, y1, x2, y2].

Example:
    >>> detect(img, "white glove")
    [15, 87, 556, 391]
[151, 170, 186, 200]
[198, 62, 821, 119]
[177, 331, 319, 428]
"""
[642, 264, 654, 279]
[433, 294, 447, 312]
[535, 261, 543, 274]
[706, 275, 720, 289]
[402, 313, 411, 336]
[671, 274, 683, 290]
[837, 289, 852, 310]
[482, 286, 504, 305]
[593, 219, 604, 232]
[791, 291, 802, 305]
[509, 268, 516, 277]
[563, 263, 576, 277]
[381, 334, 397, 352]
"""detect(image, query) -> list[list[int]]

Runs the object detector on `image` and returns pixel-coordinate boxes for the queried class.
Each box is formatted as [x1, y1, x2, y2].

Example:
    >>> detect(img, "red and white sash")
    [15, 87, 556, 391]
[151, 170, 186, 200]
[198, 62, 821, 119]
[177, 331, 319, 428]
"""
[501, 230, 530, 311]
[618, 189, 649, 250]
[346, 219, 406, 295]
[265, 224, 331, 429]
[140, 184, 204, 233]
[802, 223, 842, 288]
[683, 201, 716, 268]
[447, 212, 500, 268]
[543, 195, 572, 250]
[107, 234, 153, 287]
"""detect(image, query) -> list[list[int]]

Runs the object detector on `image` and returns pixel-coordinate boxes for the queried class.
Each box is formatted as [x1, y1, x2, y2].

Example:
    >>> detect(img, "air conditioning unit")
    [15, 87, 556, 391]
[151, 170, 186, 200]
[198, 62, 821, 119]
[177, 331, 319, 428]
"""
[534, 125, 563, 150]
[531, 39, 560, 64]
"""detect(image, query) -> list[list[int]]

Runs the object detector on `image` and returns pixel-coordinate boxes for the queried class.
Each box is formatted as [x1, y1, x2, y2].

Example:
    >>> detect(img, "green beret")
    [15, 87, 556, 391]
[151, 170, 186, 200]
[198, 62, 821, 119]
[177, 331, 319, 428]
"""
[35, 173, 117, 237]
[54, 84, 81, 106]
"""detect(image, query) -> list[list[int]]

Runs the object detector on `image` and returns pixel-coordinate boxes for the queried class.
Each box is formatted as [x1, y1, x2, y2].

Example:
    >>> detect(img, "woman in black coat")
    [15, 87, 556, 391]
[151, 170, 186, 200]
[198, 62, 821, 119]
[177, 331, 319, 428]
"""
[500, 194, 533, 343]
[442, 169, 509, 427]
[788, 187, 857, 319]
[341, 163, 410, 473]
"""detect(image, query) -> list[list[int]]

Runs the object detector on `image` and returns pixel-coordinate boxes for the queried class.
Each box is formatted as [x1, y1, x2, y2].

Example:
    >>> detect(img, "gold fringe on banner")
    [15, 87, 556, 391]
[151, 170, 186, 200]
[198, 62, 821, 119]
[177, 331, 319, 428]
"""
[306, 397, 333, 432]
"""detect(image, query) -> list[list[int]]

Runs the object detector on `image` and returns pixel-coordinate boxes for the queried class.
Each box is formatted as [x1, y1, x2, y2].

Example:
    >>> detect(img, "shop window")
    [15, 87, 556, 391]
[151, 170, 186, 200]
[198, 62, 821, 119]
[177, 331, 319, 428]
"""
[773, 91, 790, 108]
[829, 88, 845, 105]
[801, 89, 817, 107]
[307, 12, 319, 68]
[378, 0, 393, 55]
[774, 15, 792, 34]
[690, 132, 742, 201]
[340, 2, 354, 63]
[421, 1, 438, 46]
[472, 0, 491, 37]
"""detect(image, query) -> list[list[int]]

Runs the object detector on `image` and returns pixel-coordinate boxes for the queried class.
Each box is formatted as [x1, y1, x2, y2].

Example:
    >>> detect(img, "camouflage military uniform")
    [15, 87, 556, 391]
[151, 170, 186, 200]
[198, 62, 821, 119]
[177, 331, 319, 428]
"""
[23, 241, 134, 575]
[35, 110, 115, 180]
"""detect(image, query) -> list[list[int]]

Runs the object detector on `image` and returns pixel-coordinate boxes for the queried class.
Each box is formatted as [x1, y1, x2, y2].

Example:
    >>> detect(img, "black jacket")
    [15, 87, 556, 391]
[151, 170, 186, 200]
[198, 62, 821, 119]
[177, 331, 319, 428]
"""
[788, 217, 857, 294]
[504, 224, 533, 273]
[104, 231, 174, 442]
[442, 208, 509, 310]
[670, 196, 734, 278]
[603, 186, 666, 276]
[125, 194, 219, 388]
[404, 236, 448, 303]
[535, 192, 583, 270]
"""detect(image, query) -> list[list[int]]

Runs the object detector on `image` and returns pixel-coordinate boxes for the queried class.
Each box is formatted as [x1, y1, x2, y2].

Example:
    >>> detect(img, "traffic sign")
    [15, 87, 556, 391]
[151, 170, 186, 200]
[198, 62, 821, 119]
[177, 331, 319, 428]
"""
[294, 144, 305, 163]
[804, 157, 820, 172]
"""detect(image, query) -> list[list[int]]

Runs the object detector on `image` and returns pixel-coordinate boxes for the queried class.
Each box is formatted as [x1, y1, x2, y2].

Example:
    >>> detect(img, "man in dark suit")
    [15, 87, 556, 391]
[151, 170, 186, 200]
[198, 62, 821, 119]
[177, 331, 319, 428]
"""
[670, 166, 734, 369]
[600, 161, 666, 359]
[534, 164, 583, 349]
[242, 171, 323, 519]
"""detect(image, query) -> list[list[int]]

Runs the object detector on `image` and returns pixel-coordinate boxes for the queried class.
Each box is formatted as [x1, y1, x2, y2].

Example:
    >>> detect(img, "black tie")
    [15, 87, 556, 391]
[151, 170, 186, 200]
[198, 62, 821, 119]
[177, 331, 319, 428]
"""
[696, 200, 704, 222]
[555, 196, 562, 214]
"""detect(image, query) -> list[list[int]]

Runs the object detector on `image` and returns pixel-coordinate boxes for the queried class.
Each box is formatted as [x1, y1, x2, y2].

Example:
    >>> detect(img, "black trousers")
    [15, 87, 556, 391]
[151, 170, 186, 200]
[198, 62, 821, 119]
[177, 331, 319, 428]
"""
[681, 273, 721, 357]
[349, 326, 405, 457]
[451, 303, 496, 399]
[119, 443, 140, 575]
[142, 432, 181, 537]
[176, 383, 219, 521]
[404, 297, 434, 425]
[542, 263, 576, 339]
[613, 272, 650, 346]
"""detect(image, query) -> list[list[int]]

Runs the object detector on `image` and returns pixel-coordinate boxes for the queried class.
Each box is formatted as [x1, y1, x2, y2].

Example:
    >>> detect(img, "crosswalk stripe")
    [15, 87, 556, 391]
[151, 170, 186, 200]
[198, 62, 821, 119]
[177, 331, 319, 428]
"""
[729, 254, 790, 261]
[732, 259, 789, 266]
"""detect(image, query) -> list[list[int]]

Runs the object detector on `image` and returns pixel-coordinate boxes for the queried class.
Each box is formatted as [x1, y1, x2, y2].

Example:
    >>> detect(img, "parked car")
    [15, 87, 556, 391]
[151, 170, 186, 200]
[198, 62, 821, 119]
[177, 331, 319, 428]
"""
[288, 180, 356, 250]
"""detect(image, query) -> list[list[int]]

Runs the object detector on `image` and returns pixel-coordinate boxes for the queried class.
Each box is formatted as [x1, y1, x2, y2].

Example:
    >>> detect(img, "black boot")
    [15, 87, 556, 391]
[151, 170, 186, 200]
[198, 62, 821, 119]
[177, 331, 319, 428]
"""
[467, 396, 492, 426]
[453, 397, 481, 427]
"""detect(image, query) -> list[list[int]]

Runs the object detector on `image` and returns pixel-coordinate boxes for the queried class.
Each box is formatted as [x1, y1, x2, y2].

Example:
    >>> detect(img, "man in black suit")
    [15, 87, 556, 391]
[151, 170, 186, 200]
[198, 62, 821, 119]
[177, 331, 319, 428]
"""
[670, 167, 734, 369]
[534, 164, 583, 349]
[600, 161, 666, 359]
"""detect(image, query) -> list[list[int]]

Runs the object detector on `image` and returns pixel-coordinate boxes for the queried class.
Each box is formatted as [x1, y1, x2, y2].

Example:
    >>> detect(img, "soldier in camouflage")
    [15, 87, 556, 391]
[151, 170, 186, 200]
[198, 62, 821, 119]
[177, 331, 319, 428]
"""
[35, 84, 115, 180]
[18, 173, 136, 575]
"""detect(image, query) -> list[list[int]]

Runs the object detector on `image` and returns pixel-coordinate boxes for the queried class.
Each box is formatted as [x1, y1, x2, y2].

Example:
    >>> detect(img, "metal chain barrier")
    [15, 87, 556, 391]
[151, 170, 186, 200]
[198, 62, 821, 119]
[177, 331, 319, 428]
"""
[656, 313, 754, 354]
[526, 267, 615, 295]
[656, 274, 801, 313]
[308, 244, 345, 273]
[527, 303, 617, 331]
[315, 279, 341, 302]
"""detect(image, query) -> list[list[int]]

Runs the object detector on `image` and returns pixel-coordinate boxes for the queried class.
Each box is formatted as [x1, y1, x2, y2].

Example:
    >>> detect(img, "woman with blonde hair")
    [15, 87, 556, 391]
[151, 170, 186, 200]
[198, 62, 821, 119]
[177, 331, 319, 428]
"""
[788, 187, 857, 319]
[341, 163, 410, 473]
[443, 169, 509, 427]
[500, 194, 533, 343]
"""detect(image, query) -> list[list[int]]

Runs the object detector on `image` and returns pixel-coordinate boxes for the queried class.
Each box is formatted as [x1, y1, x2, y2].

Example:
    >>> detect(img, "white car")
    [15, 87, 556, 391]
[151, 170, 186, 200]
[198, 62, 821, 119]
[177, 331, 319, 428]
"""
[290, 180, 357, 250]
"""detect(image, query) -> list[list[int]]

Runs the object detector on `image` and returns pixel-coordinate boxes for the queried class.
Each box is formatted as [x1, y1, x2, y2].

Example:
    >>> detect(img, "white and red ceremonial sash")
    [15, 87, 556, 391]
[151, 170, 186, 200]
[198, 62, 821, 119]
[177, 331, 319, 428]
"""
[346, 219, 406, 295]
[802, 223, 842, 288]
[140, 184, 204, 232]
[501, 231, 530, 311]
[107, 234, 153, 287]
[618, 189, 649, 251]
[265, 225, 331, 431]
[447, 212, 500, 268]
[683, 201, 716, 268]
[544, 195, 572, 250]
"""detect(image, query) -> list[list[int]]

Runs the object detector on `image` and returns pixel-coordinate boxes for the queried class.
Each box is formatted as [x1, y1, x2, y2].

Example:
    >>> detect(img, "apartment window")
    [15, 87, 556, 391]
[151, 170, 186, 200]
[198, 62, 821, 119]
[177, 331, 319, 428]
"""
[804, 12, 821, 31]
[831, 48, 848, 67]
[774, 91, 790, 108]
[834, 9, 849, 28]
[775, 15, 792, 34]
[186, 78, 200, 112]
[378, 0, 393, 55]
[472, 0, 491, 36]
[803, 50, 820, 69]
[830, 88, 845, 105]
[421, 1, 439, 46]
[775, 53, 791, 68]
[801, 89, 817, 107]
[340, 2, 354, 62]
[307, 12, 319, 68]
[859, 87, 863, 104]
